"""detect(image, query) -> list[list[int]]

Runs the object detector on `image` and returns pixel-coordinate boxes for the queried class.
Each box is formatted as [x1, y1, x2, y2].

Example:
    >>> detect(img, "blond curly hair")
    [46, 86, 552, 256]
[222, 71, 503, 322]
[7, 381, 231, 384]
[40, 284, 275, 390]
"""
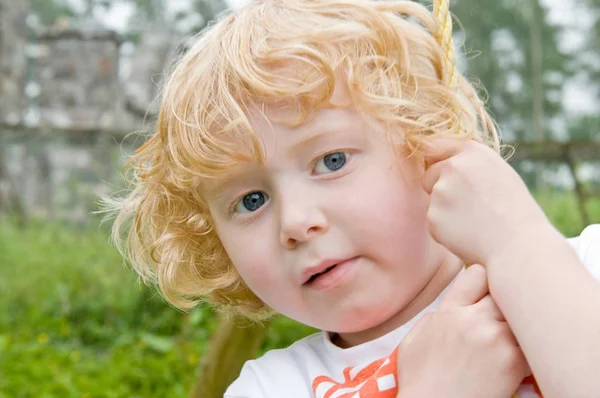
[108, 0, 499, 319]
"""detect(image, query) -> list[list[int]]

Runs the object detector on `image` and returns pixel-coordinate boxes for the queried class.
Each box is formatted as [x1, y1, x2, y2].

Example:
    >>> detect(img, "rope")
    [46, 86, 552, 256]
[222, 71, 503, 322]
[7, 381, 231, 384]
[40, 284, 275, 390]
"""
[432, 0, 458, 89]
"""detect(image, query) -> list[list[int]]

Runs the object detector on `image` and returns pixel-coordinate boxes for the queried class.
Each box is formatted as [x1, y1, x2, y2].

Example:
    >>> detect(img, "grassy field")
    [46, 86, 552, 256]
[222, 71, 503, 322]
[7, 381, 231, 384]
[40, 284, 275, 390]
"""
[0, 191, 598, 397]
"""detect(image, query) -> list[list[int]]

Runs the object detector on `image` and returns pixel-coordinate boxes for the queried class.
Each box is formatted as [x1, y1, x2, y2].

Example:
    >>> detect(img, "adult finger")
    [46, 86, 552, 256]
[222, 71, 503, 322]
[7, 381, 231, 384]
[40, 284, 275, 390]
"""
[474, 294, 505, 322]
[421, 138, 466, 167]
[439, 264, 488, 309]
[422, 160, 445, 195]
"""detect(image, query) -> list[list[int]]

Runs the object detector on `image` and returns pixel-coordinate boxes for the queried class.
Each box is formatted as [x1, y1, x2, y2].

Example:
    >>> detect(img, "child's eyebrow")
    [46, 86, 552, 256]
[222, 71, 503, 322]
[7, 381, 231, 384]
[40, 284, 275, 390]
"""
[201, 169, 253, 199]
[289, 127, 345, 152]
[287, 116, 361, 154]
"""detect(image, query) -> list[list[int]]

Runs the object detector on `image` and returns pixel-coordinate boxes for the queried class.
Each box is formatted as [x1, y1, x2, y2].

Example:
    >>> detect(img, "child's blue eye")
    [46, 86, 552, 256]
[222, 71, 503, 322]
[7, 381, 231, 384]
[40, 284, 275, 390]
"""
[235, 192, 269, 213]
[314, 152, 349, 175]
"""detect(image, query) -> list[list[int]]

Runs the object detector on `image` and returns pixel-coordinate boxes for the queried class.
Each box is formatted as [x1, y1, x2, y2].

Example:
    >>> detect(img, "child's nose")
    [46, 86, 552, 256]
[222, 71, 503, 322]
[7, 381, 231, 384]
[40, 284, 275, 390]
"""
[278, 189, 328, 249]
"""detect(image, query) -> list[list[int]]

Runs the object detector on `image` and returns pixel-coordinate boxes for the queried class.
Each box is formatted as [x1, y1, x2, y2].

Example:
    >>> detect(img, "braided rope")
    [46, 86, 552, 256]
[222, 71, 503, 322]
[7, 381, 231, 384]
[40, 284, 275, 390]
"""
[432, 0, 458, 89]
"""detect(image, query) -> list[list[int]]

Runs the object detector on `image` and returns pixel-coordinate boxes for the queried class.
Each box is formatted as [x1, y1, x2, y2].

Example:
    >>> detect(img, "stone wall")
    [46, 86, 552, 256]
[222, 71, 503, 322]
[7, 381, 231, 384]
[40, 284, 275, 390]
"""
[35, 30, 123, 129]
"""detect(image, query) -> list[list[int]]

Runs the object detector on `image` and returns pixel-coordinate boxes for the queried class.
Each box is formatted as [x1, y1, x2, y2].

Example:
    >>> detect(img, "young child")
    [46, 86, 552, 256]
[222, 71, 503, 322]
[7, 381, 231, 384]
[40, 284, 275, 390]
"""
[109, 1, 600, 397]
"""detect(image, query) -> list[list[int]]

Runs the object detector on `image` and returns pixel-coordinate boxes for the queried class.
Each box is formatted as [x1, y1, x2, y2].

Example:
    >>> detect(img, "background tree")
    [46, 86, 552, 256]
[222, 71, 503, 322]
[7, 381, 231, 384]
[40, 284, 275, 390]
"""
[451, 0, 572, 142]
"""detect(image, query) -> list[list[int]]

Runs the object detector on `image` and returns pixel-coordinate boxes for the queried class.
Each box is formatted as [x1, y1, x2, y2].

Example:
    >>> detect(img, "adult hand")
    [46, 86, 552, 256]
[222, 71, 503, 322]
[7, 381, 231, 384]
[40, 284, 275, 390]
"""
[396, 265, 530, 398]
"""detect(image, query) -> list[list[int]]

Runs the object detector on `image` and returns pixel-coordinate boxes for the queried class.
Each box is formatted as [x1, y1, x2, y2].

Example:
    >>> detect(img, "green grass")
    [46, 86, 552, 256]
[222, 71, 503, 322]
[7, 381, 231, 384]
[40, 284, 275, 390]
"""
[0, 190, 598, 397]
[533, 189, 600, 237]
[0, 219, 314, 398]
[0, 221, 206, 397]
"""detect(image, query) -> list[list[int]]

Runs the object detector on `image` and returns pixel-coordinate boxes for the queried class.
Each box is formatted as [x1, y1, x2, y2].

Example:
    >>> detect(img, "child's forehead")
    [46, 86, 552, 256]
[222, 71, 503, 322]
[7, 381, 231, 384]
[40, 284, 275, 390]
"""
[243, 67, 353, 125]
[245, 102, 359, 142]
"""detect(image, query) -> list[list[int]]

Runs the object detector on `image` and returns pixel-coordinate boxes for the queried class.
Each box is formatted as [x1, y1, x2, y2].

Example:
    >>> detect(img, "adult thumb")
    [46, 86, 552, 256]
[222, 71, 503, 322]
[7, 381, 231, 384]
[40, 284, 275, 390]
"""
[439, 264, 488, 309]
[400, 312, 432, 348]
[421, 138, 466, 168]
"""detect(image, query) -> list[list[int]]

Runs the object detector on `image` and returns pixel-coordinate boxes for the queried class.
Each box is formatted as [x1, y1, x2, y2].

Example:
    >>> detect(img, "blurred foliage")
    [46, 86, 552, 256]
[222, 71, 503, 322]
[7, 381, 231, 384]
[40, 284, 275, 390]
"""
[568, 114, 600, 141]
[0, 218, 314, 397]
[460, 0, 569, 141]
[579, 0, 600, 99]
[0, 191, 598, 396]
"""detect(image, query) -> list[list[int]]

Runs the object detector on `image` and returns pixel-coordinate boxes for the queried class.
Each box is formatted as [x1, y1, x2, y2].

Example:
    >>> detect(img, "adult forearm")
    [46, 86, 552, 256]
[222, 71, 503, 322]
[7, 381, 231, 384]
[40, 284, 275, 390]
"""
[486, 225, 600, 398]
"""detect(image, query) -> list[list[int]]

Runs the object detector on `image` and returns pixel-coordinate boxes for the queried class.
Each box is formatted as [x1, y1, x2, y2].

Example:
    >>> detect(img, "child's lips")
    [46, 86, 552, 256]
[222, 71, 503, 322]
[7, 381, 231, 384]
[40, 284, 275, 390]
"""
[301, 257, 359, 290]
[301, 258, 349, 285]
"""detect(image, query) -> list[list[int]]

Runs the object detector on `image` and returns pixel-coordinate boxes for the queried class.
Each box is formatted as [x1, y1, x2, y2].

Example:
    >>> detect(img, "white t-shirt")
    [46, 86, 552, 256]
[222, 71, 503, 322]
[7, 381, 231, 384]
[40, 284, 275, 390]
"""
[225, 225, 600, 398]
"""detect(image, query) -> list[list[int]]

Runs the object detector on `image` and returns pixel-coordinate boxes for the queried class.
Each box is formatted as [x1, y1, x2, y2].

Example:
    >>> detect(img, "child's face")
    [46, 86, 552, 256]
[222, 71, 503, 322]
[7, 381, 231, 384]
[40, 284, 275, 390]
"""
[206, 90, 450, 337]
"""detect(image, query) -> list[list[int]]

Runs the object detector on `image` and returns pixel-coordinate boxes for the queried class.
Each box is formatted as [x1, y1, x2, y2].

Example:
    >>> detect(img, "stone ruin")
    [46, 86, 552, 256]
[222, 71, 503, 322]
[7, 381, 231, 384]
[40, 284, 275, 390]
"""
[0, 0, 180, 222]
[34, 28, 123, 129]
[0, 0, 177, 131]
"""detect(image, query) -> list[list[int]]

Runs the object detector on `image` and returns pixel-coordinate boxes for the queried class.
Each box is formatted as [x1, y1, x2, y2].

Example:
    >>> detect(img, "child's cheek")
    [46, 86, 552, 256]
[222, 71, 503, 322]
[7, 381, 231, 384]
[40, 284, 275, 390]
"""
[225, 233, 282, 293]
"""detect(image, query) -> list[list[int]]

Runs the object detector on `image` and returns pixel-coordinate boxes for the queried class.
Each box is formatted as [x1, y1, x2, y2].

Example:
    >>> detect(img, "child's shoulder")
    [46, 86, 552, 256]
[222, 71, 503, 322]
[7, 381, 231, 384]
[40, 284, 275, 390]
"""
[568, 224, 600, 279]
[225, 331, 327, 398]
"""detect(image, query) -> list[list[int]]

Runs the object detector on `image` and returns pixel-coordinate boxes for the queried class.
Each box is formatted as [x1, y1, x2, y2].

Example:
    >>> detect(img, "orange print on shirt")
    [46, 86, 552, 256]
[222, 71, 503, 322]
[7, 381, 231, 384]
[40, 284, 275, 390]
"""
[312, 347, 543, 398]
[312, 347, 399, 398]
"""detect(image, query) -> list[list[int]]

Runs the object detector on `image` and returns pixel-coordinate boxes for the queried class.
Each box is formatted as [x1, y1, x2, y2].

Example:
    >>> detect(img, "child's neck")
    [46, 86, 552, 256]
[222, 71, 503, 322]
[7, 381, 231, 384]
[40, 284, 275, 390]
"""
[332, 252, 463, 349]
